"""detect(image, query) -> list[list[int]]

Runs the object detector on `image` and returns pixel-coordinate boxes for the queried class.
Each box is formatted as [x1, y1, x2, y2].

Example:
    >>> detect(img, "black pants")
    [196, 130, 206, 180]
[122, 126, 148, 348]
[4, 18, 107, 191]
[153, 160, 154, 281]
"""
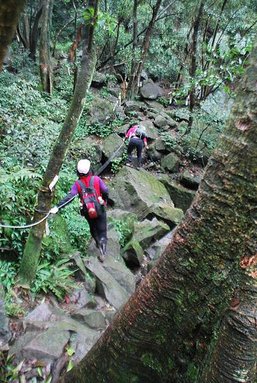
[86, 208, 107, 246]
[127, 137, 144, 167]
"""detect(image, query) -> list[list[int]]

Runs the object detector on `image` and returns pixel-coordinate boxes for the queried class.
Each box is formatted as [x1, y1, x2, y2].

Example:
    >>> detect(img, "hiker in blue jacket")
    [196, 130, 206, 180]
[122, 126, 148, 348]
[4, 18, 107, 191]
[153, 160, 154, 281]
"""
[50, 159, 109, 261]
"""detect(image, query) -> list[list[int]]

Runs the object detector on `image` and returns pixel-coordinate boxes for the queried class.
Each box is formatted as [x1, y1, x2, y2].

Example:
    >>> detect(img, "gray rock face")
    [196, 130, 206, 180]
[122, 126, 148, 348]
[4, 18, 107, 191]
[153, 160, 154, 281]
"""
[161, 152, 180, 172]
[179, 169, 203, 190]
[140, 79, 162, 100]
[102, 133, 124, 159]
[109, 167, 174, 219]
[89, 95, 116, 124]
[85, 257, 131, 309]
[71, 308, 106, 329]
[123, 218, 170, 266]
[159, 175, 196, 212]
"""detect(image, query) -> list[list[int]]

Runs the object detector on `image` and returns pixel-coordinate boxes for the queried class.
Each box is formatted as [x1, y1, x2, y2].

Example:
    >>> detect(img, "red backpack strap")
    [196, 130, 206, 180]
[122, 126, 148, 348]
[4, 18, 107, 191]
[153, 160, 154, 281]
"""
[92, 176, 101, 198]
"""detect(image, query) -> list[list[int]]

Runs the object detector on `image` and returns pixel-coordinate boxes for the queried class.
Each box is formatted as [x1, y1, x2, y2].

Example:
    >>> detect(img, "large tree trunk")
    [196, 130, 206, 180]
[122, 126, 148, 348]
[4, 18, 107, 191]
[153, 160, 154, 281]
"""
[0, 0, 26, 71]
[19, 0, 98, 286]
[59, 46, 257, 383]
[39, 0, 53, 94]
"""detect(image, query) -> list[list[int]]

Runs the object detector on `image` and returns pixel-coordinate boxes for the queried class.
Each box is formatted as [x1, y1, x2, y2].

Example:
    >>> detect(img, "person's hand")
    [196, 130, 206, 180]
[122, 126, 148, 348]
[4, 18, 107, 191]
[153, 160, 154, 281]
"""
[49, 206, 59, 214]
[145, 145, 149, 150]
[123, 137, 126, 142]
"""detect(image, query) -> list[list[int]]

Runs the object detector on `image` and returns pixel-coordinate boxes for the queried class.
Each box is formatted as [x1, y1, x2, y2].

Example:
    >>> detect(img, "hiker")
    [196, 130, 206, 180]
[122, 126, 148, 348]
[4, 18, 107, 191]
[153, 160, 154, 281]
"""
[49, 159, 109, 262]
[123, 124, 148, 168]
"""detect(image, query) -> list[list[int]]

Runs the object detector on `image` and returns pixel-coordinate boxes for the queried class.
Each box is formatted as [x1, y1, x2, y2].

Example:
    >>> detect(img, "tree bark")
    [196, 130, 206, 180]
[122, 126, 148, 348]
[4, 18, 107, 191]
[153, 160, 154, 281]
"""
[19, 0, 98, 286]
[202, 272, 257, 382]
[0, 0, 26, 71]
[39, 0, 53, 94]
[59, 45, 257, 383]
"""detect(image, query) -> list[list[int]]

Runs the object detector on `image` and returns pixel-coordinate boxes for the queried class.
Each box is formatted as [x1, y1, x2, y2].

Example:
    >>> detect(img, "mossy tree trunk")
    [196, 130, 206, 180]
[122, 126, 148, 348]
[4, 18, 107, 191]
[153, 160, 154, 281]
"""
[0, 0, 26, 71]
[19, 0, 99, 286]
[59, 46, 257, 383]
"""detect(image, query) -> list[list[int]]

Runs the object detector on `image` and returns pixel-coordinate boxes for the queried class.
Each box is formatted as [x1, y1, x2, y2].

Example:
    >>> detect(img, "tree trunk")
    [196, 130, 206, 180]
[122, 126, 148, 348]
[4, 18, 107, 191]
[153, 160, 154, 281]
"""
[39, 0, 53, 94]
[58, 45, 257, 383]
[127, 0, 162, 99]
[19, 0, 98, 286]
[0, 0, 26, 71]
[29, 2, 43, 61]
[187, 0, 205, 129]
[202, 272, 257, 382]
[126, 0, 139, 100]
[200, 0, 229, 100]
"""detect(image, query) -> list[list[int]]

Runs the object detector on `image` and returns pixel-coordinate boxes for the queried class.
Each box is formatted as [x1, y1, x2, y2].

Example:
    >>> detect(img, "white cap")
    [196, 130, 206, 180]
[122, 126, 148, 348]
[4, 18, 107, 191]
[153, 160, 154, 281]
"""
[77, 159, 91, 174]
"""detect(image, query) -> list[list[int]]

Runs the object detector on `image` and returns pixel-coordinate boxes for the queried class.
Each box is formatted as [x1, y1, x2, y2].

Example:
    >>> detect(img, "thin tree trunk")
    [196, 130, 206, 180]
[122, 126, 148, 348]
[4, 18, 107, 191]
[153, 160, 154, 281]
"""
[0, 0, 26, 71]
[126, 0, 139, 99]
[129, 0, 163, 98]
[127, 0, 162, 99]
[201, 0, 228, 100]
[29, 2, 43, 61]
[59, 44, 257, 383]
[39, 0, 53, 94]
[188, 0, 205, 129]
[19, 0, 99, 286]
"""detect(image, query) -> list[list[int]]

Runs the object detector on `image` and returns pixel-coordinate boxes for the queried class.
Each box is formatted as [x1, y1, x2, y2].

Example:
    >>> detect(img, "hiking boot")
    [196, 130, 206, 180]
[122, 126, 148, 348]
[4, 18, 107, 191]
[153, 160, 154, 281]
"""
[97, 238, 107, 262]
[100, 238, 107, 255]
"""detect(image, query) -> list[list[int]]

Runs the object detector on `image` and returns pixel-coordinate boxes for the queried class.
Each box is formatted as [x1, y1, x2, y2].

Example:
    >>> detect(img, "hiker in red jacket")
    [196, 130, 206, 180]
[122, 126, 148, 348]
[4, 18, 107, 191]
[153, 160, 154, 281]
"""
[123, 124, 148, 168]
[50, 159, 109, 262]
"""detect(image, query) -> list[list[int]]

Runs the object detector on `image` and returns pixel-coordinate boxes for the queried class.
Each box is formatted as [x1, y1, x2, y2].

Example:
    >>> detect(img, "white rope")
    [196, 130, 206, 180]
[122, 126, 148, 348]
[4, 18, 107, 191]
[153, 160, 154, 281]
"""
[0, 195, 78, 229]
[0, 213, 50, 229]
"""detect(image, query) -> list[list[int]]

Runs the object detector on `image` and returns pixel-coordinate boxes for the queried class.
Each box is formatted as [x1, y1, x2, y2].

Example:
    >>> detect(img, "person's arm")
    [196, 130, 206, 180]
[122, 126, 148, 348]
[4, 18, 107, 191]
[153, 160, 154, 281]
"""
[50, 183, 78, 214]
[98, 177, 109, 201]
[143, 136, 148, 148]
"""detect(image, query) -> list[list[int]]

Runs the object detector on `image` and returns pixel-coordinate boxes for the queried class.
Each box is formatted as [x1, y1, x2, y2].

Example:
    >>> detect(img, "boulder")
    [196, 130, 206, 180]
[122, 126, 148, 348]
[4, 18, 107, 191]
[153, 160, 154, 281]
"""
[159, 175, 196, 212]
[140, 79, 162, 100]
[89, 95, 116, 125]
[102, 256, 136, 294]
[123, 218, 170, 266]
[122, 240, 144, 266]
[124, 100, 146, 113]
[102, 133, 124, 159]
[85, 257, 131, 309]
[146, 230, 176, 270]
[150, 203, 184, 227]
[71, 308, 106, 330]
[91, 71, 108, 88]
[161, 152, 180, 172]
[179, 169, 203, 190]
[109, 167, 174, 219]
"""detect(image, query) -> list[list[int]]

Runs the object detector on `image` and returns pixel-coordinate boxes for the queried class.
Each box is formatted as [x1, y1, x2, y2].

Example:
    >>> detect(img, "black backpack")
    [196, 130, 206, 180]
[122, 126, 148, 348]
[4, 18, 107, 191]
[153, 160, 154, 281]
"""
[77, 178, 102, 219]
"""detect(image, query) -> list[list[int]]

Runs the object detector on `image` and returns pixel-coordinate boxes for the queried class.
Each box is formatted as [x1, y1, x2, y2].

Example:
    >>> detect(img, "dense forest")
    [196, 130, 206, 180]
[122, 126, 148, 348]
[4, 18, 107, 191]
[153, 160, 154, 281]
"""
[0, 0, 257, 382]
